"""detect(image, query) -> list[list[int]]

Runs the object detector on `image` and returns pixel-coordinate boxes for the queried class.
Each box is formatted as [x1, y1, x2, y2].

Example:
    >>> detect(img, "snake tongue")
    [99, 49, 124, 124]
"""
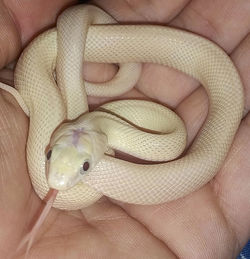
[16, 189, 58, 257]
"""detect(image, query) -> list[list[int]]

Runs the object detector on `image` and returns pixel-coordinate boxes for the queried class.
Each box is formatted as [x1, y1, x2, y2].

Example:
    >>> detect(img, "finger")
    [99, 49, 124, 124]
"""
[137, 64, 199, 108]
[81, 197, 177, 258]
[231, 33, 250, 111]
[0, 0, 76, 70]
[93, 0, 190, 22]
[171, 0, 250, 53]
[83, 62, 146, 109]
[175, 87, 208, 146]
[138, 0, 250, 104]
[209, 35, 250, 244]
[0, 1, 77, 254]
[5, 0, 76, 44]
[0, 89, 35, 255]
[33, 198, 177, 258]
[0, 0, 21, 68]
[112, 185, 237, 258]
[0, 67, 14, 86]
[211, 112, 250, 247]
[0, 91, 28, 193]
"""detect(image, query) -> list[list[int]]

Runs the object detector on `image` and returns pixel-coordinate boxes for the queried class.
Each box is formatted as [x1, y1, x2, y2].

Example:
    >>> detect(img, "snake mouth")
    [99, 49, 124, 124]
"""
[47, 172, 80, 191]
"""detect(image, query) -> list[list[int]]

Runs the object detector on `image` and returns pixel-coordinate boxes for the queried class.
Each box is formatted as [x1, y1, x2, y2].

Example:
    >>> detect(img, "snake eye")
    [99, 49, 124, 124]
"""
[83, 161, 90, 171]
[46, 150, 52, 160]
[80, 161, 90, 175]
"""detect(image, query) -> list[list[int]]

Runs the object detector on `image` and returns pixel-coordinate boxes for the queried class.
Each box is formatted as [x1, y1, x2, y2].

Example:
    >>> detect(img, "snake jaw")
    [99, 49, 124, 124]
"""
[47, 170, 81, 191]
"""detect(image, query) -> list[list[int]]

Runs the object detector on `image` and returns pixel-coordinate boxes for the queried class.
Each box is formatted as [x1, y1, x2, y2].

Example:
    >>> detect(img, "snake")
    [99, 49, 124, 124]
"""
[1, 4, 244, 210]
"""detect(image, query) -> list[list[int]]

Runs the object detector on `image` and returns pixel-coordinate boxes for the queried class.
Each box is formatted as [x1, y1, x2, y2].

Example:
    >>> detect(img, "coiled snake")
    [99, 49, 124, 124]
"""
[1, 5, 244, 210]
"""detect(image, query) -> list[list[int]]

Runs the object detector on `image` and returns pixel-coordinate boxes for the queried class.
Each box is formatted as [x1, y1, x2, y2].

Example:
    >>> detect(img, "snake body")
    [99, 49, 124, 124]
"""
[10, 5, 244, 210]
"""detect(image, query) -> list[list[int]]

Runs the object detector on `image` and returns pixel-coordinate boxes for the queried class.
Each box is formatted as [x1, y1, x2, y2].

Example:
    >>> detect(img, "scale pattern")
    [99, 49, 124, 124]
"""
[14, 5, 244, 210]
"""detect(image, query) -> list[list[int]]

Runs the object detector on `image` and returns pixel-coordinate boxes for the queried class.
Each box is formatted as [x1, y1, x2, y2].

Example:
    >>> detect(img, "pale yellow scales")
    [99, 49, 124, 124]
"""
[1, 5, 244, 210]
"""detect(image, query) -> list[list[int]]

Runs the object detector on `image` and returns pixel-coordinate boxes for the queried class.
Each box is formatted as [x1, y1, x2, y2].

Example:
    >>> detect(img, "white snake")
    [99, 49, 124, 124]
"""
[1, 5, 244, 210]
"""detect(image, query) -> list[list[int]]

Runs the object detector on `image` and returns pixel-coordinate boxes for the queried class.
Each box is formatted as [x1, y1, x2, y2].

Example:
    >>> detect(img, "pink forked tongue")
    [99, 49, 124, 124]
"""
[16, 189, 58, 258]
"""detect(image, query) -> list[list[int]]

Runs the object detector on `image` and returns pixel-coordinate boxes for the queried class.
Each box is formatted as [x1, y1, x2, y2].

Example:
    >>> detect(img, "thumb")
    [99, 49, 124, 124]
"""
[0, 0, 76, 69]
[0, 0, 21, 69]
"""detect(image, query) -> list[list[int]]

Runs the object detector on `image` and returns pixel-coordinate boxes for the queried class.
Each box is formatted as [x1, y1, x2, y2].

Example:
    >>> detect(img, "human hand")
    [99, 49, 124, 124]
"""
[0, 0, 250, 258]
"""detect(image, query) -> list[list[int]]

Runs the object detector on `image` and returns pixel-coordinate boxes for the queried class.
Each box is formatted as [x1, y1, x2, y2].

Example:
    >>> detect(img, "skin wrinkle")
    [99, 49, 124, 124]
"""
[96, 225, 161, 259]
[190, 5, 218, 37]
[167, 0, 192, 23]
[215, 193, 242, 255]
[221, 1, 250, 52]
[70, 219, 129, 258]
[221, 137, 249, 172]
[125, 0, 151, 21]
[45, 225, 89, 240]
[51, 212, 89, 230]
[219, 191, 245, 234]
[125, 0, 164, 22]
[171, 0, 250, 54]
[81, 200, 132, 223]
[157, 0, 192, 23]
[189, 209, 234, 258]
[64, 209, 85, 220]
[222, 190, 250, 244]
[179, 4, 218, 40]
[175, 87, 208, 146]
[43, 229, 86, 246]
[83, 213, 130, 223]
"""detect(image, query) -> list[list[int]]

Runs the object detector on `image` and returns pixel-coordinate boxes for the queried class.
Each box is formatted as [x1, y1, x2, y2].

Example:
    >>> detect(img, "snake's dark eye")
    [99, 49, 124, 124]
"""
[46, 150, 52, 160]
[82, 161, 90, 172]
[80, 161, 90, 174]
[80, 160, 91, 175]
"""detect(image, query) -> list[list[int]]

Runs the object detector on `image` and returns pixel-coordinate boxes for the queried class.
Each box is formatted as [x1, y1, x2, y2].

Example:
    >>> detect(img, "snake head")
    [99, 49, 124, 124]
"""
[46, 124, 107, 191]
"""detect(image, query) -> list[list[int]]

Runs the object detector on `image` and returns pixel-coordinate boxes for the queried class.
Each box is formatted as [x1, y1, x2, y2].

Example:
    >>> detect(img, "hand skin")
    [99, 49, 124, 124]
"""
[0, 0, 250, 258]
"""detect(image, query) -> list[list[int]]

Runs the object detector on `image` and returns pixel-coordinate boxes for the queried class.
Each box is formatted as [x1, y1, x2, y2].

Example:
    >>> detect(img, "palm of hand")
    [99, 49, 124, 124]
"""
[0, 0, 249, 258]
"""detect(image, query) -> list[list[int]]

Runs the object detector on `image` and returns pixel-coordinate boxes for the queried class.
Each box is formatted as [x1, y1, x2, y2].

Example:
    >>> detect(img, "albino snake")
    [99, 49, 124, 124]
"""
[1, 4, 244, 210]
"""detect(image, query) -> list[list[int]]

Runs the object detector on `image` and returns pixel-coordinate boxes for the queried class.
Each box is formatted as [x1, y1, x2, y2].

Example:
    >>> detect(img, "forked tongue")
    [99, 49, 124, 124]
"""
[16, 189, 58, 258]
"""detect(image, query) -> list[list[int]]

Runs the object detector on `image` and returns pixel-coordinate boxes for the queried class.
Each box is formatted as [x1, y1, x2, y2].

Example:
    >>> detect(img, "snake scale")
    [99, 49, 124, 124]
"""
[1, 5, 244, 210]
